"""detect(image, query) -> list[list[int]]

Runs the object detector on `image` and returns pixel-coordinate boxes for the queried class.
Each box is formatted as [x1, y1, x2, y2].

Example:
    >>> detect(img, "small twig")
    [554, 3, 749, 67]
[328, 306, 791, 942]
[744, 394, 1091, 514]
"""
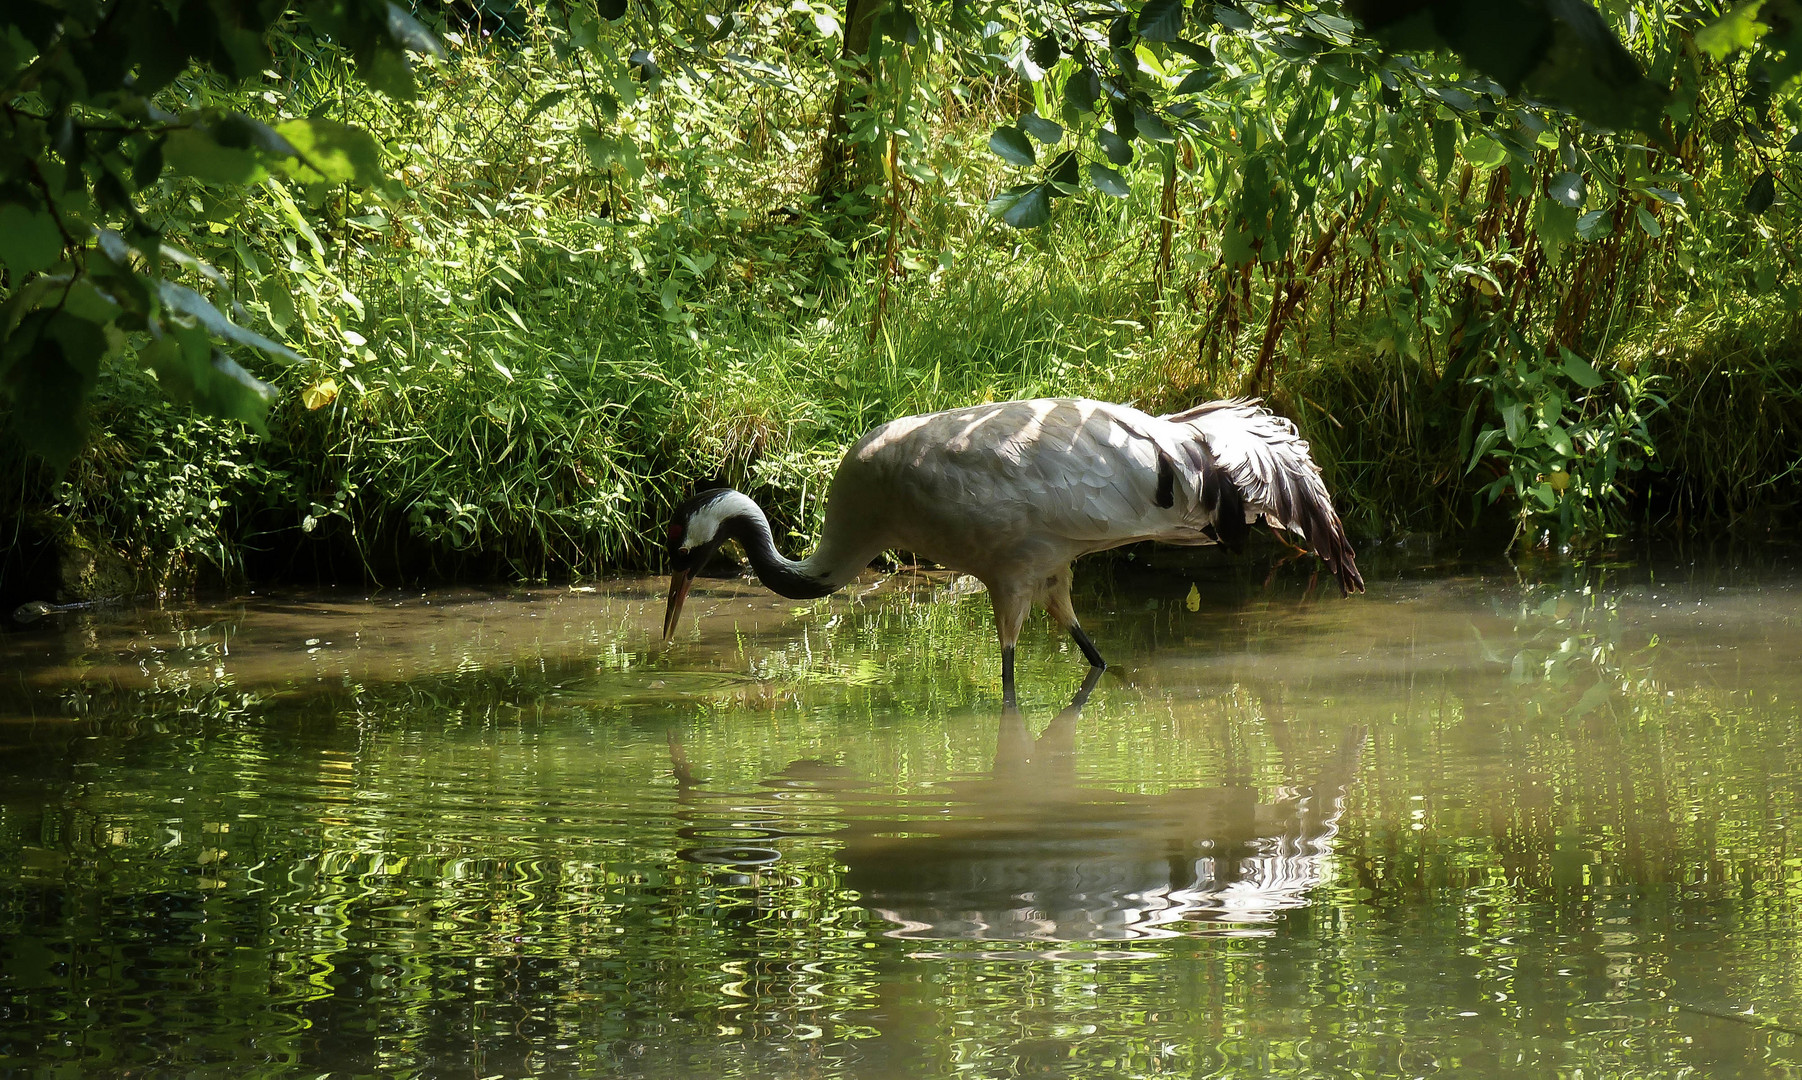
[1671, 1000, 1802, 1039]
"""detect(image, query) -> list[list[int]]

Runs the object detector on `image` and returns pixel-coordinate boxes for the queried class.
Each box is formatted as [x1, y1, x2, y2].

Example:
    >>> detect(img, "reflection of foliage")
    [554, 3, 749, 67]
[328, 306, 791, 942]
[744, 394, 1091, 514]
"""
[1471, 561, 1661, 721]
[3, 568, 1802, 1076]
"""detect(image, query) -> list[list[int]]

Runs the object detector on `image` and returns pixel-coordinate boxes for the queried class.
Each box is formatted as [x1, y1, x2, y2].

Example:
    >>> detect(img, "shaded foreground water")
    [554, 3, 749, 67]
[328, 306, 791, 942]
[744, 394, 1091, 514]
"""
[2, 546, 1800, 1078]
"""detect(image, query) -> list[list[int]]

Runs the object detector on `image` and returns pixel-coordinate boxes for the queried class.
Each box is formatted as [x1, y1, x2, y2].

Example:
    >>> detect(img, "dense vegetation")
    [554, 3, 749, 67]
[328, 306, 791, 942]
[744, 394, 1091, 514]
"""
[3, 0, 1801, 599]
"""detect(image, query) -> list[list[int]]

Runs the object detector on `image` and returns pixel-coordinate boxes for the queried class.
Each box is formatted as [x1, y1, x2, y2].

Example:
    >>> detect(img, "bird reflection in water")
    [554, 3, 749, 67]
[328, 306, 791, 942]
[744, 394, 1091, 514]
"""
[671, 674, 1366, 942]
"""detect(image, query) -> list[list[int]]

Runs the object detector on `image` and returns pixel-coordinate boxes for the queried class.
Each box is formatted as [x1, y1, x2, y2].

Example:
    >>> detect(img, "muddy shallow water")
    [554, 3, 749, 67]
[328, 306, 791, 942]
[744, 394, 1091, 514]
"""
[1, 545, 1800, 1078]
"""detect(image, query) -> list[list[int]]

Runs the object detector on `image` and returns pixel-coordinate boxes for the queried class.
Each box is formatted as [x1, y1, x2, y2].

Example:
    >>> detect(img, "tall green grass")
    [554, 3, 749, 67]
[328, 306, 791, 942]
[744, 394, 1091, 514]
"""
[4, 13, 1799, 598]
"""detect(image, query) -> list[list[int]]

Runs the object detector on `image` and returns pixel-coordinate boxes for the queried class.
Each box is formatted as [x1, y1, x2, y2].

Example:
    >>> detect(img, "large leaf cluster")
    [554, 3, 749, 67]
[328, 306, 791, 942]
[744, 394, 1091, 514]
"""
[0, 0, 437, 467]
[972, 0, 1667, 229]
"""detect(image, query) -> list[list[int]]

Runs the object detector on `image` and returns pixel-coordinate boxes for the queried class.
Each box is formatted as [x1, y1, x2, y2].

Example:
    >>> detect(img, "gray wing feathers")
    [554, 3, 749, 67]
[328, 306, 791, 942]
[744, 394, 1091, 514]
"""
[1161, 398, 1365, 594]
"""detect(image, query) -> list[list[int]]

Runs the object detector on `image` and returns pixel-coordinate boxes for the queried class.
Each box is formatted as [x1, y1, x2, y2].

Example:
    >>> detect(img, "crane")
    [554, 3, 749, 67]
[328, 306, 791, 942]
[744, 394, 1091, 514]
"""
[661, 397, 1363, 704]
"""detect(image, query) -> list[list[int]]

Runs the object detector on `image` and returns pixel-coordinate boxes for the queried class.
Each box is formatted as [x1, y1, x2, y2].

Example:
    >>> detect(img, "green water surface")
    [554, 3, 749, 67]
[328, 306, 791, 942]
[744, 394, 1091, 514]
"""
[2, 548, 1800, 1078]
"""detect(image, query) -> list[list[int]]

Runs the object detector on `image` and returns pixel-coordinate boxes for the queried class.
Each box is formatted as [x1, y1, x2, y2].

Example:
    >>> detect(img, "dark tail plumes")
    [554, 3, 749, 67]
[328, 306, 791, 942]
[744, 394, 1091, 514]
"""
[1163, 398, 1364, 595]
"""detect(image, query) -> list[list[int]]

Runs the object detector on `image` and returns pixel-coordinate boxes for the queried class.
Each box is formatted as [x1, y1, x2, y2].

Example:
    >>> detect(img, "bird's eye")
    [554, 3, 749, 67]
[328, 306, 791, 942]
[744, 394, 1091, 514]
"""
[667, 523, 683, 546]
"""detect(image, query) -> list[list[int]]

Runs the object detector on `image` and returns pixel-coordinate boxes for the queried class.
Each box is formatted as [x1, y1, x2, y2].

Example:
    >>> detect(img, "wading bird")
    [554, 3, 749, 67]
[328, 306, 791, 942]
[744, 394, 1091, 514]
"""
[662, 397, 1362, 704]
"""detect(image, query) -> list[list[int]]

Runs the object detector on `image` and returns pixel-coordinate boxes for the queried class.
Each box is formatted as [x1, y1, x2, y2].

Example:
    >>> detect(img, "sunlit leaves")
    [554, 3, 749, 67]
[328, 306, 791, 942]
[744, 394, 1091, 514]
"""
[1696, 0, 1770, 60]
[1533, 197, 1579, 265]
[1461, 134, 1508, 169]
[987, 184, 1052, 228]
[157, 281, 302, 365]
[273, 118, 385, 186]
[580, 127, 645, 178]
[164, 128, 268, 186]
[0, 0, 445, 463]
[302, 377, 341, 410]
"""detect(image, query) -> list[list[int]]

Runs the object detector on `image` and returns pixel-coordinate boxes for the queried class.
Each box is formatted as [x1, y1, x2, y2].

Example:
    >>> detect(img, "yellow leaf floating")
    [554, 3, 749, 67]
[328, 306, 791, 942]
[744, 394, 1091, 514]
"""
[1186, 583, 1201, 612]
[302, 378, 340, 410]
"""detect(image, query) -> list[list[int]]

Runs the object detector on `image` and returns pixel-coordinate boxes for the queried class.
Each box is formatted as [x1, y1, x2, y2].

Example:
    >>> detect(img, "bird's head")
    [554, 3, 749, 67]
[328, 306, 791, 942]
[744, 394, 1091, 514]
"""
[662, 488, 738, 642]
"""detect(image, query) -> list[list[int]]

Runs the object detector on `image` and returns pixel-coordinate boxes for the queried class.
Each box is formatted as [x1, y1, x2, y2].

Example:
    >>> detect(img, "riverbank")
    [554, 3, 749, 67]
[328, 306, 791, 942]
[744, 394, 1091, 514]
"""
[3, 17, 1799, 605]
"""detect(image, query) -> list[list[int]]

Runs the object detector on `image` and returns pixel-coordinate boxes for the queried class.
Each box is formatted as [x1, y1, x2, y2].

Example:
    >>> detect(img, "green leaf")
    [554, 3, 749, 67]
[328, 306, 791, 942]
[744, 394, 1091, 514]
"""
[596, 0, 627, 19]
[273, 118, 386, 186]
[158, 281, 303, 363]
[1544, 422, 1574, 457]
[1576, 208, 1613, 240]
[1635, 204, 1662, 237]
[525, 89, 569, 122]
[386, 2, 446, 56]
[1139, 0, 1187, 42]
[1560, 348, 1605, 388]
[580, 128, 645, 178]
[1747, 169, 1776, 214]
[1214, 6, 1253, 32]
[1175, 67, 1217, 94]
[1695, 0, 1768, 60]
[1, 313, 101, 469]
[1064, 67, 1100, 114]
[0, 203, 65, 276]
[1109, 14, 1133, 48]
[1461, 134, 1507, 169]
[1134, 107, 1174, 142]
[1547, 170, 1585, 208]
[1046, 149, 1081, 189]
[1432, 119, 1457, 184]
[987, 183, 1052, 228]
[1169, 39, 1214, 64]
[1099, 128, 1133, 165]
[1534, 198, 1579, 264]
[1221, 221, 1255, 266]
[1087, 163, 1131, 197]
[1466, 426, 1506, 473]
[1030, 33, 1061, 67]
[145, 330, 273, 433]
[163, 128, 267, 186]
[1021, 113, 1064, 144]
[989, 126, 1036, 166]
[262, 278, 296, 333]
[1430, 86, 1478, 112]
[1502, 400, 1526, 444]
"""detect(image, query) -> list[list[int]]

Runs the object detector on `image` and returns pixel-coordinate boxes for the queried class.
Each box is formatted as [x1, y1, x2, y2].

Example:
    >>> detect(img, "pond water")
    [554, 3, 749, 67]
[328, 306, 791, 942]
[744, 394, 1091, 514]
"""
[2, 545, 1800, 1078]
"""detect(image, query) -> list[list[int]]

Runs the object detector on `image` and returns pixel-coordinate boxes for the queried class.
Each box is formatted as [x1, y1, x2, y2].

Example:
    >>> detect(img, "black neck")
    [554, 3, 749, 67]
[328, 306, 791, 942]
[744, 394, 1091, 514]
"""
[724, 511, 836, 600]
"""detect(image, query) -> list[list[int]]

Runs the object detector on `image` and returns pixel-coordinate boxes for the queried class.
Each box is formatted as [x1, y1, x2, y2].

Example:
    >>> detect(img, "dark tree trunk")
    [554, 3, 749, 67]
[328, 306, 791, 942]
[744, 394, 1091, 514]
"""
[816, 0, 885, 203]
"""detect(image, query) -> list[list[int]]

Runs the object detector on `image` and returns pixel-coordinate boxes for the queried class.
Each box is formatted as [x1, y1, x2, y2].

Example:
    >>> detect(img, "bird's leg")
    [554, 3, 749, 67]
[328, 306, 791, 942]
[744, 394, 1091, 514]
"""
[1044, 566, 1106, 671]
[1069, 625, 1106, 670]
[1267, 520, 1310, 558]
[991, 584, 1032, 710]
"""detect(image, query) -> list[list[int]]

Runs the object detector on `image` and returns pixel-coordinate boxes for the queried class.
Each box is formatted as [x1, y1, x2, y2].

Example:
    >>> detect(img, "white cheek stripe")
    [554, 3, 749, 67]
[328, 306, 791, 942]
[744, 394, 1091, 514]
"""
[682, 491, 760, 551]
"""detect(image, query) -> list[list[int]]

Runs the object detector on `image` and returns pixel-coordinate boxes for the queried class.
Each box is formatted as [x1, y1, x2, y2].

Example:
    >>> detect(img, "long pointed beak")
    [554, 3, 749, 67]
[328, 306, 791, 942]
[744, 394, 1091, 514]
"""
[662, 569, 693, 644]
